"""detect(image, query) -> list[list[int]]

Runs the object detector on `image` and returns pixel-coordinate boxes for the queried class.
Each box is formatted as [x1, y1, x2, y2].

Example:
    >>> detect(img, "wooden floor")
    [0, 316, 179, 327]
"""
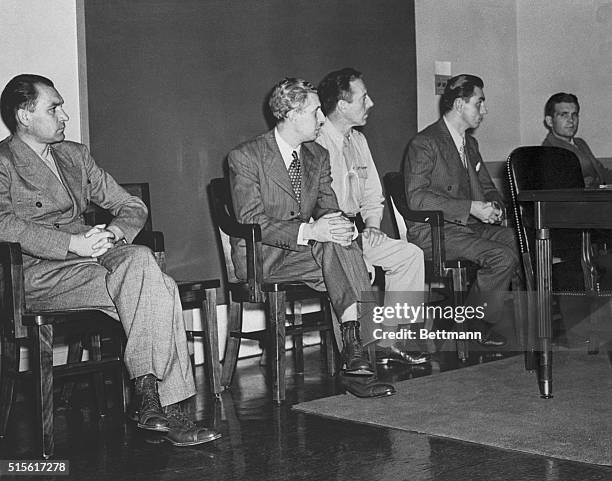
[2, 335, 611, 481]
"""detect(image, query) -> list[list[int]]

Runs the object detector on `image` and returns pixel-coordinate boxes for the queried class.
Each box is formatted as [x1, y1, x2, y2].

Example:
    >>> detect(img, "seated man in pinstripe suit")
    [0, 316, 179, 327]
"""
[228, 78, 395, 398]
[402, 74, 519, 347]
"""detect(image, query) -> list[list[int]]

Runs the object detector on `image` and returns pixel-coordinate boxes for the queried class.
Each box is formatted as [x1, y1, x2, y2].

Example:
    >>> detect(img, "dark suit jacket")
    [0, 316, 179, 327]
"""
[0, 135, 147, 296]
[228, 129, 339, 280]
[403, 118, 503, 246]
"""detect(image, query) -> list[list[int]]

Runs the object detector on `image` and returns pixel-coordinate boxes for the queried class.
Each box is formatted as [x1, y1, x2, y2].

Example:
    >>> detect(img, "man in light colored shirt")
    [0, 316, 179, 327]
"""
[316, 68, 428, 365]
[228, 78, 395, 398]
[403, 74, 519, 347]
[542, 92, 612, 188]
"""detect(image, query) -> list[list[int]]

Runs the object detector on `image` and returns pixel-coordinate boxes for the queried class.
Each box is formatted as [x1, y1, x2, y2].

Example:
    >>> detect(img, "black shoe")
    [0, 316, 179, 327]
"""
[341, 375, 396, 398]
[376, 345, 431, 365]
[341, 321, 375, 376]
[134, 374, 169, 433]
[476, 330, 507, 347]
[163, 404, 221, 446]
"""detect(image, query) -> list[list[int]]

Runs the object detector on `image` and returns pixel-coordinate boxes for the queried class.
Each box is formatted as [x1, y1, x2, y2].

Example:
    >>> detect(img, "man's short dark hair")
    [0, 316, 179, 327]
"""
[440, 74, 484, 114]
[0, 74, 54, 134]
[317, 68, 362, 116]
[544, 92, 579, 118]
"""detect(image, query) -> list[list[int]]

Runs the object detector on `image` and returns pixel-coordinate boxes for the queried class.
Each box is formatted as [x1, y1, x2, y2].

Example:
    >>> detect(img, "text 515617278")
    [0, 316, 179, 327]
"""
[0, 460, 69, 476]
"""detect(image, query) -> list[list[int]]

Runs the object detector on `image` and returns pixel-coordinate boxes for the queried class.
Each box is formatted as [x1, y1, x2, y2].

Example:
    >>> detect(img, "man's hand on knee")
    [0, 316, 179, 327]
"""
[69, 224, 116, 258]
[304, 212, 354, 246]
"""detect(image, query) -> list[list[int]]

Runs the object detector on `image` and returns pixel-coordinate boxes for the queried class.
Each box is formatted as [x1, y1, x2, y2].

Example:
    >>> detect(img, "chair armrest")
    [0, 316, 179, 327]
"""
[217, 215, 264, 302]
[393, 202, 447, 279]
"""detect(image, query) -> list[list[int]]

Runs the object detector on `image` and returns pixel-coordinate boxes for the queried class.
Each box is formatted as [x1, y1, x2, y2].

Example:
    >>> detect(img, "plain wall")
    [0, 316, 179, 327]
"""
[0, 0, 83, 143]
[83, 0, 418, 287]
[415, 0, 611, 170]
[414, 0, 521, 164]
[517, 0, 612, 156]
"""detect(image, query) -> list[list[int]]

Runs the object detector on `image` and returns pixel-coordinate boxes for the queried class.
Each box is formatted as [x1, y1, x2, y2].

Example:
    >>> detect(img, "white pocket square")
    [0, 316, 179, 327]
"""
[475, 161, 481, 172]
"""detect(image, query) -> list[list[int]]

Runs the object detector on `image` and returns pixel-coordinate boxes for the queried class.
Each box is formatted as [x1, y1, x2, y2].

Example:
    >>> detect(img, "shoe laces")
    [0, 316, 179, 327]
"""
[164, 406, 197, 430]
[140, 383, 162, 414]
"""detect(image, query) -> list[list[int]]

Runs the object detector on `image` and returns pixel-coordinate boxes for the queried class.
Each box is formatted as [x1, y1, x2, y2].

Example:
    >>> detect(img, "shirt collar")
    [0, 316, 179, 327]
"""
[274, 127, 302, 169]
[319, 120, 349, 148]
[443, 116, 465, 152]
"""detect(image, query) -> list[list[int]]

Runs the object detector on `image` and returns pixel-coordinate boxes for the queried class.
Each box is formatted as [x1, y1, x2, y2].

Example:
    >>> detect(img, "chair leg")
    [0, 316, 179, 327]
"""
[89, 334, 107, 416]
[267, 290, 286, 404]
[321, 299, 338, 376]
[32, 322, 54, 459]
[202, 287, 222, 396]
[0, 333, 18, 437]
[58, 338, 84, 410]
[221, 299, 243, 389]
[292, 300, 304, 374]
[451, 268, 469, 362]
[118, 336, 129, 414]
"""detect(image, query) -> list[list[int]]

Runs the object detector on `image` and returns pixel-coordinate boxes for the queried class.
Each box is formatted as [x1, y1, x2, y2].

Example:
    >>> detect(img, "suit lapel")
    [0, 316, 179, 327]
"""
[436, 120, 469, 177]
[464, 138, 486, 201]
[262, 131, 297, 200]
[9, 137, 73, 208]
[51, 146, 82, 215]
[300, 142, 319, 208]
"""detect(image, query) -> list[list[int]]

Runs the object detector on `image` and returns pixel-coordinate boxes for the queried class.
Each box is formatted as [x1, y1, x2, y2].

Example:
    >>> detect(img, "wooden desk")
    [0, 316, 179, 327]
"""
[517, 188, 612, 398]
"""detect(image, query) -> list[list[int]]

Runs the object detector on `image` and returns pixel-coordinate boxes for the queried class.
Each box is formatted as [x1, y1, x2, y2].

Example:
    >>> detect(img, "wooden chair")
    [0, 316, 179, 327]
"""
[0, 241, 129, 459]
[383, 172, 481, 361]
[208, 177, 338, 404]
[506, 146, 609, 361]
[85, 182, 222, 396]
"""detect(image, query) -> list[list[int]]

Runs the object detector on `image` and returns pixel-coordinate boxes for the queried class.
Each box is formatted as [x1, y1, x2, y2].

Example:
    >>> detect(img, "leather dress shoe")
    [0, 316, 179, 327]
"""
[476, 330, 507, 347]
[134, 375, 169, 433]
[341, 375, 396, 399]
[341, 321, 375, 376]
[376, 345, 431, 365]
[163, 404, 222, 446]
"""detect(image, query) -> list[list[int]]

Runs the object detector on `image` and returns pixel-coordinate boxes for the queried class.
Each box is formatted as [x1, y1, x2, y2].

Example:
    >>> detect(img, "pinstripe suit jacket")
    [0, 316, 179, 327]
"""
[228, 129, 339, 280]
[403, 119, 503, 246]
[0, 135, 147, 296]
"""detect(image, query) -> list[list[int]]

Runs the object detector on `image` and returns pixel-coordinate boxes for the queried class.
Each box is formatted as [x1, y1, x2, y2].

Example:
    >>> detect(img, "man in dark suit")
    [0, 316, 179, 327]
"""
[228, 77, 394, 397]
[542, 92, 612, 188]
[0, 74, 220, 445]
[403, 74, 519, 346]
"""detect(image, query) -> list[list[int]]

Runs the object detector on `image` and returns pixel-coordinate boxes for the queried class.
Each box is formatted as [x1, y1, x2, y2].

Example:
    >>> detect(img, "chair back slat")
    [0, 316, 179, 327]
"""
[383, 172, 445, 278]
[209, 178, 264, 302]
[0, 242, 27, 339]
[507, 146, 584, 257]
[507, 146, 587, 292]
[209, 178, 239, 284]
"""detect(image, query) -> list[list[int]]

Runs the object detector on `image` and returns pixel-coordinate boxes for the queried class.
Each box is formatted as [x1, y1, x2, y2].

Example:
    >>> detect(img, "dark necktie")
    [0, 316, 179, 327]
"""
[288, 150, 301, 204]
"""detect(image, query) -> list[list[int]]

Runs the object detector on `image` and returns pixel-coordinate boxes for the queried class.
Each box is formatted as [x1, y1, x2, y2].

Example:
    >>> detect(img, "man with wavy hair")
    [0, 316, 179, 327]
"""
[228, 77, 395, 398]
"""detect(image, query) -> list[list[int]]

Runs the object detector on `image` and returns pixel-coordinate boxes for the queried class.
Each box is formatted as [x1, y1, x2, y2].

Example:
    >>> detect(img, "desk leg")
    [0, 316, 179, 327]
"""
[535, 226, 553, 398]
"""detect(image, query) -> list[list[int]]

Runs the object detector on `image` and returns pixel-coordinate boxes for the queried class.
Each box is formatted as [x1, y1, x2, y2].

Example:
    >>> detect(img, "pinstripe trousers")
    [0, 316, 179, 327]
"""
[266, 240, 377, 344]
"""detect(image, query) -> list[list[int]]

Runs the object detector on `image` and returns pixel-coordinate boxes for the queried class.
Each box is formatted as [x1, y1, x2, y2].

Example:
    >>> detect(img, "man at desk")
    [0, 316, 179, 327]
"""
[542, 92, 612, 188]
[403, 74, 519, 346]
[0, 74, 220, 446]
[228, 77, 395, 398]
[315, 68, 428, 365]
